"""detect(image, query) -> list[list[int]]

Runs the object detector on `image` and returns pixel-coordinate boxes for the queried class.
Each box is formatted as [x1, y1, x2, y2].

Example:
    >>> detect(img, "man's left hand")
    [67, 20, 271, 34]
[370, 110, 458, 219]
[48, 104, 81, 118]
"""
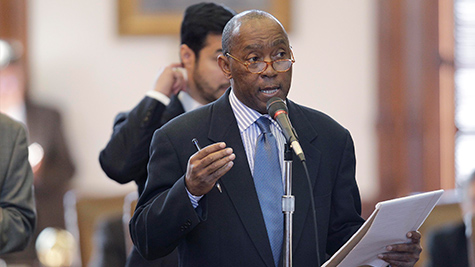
[378, 231, 422, 267]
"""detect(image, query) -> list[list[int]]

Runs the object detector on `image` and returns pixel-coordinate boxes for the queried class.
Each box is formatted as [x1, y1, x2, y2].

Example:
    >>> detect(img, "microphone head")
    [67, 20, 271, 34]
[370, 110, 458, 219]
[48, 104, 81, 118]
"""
[266, 97, 287, 119]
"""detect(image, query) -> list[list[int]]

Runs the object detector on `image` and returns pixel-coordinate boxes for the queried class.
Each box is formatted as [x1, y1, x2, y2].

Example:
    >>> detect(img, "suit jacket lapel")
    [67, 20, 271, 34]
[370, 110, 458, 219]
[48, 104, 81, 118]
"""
[204, 93, 321, 266]
[287, 100, 321, 255]
[207, 91, 276, 267]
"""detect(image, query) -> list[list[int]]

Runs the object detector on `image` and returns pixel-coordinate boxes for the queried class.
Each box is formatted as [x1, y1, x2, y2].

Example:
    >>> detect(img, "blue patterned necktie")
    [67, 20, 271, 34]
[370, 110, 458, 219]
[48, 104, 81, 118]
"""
[253, 116, 284, 267]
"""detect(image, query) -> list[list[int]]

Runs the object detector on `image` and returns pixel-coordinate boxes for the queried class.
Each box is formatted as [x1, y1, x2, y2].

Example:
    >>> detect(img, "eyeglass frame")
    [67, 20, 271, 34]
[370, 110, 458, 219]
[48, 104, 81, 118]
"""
[225, 49, 295, 74]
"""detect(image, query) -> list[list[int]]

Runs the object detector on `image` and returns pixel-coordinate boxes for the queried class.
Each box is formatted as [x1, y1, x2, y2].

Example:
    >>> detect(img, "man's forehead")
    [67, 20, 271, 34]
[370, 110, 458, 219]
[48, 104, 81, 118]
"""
[204, 33, 223, 44]
[203, 34, 223, 51]
[235, 27, 289, 51]
[236, 17, 285, 38]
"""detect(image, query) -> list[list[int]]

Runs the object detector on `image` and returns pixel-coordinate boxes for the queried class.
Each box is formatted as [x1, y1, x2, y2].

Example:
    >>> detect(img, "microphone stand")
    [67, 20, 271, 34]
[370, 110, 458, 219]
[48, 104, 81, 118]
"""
[282, 143, 294, 267]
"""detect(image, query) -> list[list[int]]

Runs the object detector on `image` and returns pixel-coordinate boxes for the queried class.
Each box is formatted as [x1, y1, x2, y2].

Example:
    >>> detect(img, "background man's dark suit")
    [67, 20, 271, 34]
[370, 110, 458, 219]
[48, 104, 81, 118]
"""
[100, 95, 184, 195]
[131, 89, 365, 266]
[426, 222, 469, 267]
[100, 95, 184, 266]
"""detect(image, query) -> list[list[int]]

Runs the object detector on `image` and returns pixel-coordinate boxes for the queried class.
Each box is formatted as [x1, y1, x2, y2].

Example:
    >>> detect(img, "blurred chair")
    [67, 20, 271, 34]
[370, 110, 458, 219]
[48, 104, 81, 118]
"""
[63, 190, 128, 266]
[415, 189, 462, 267]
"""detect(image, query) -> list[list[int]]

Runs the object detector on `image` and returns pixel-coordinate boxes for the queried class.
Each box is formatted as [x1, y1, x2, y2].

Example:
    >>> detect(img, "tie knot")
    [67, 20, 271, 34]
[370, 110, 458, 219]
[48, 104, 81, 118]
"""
[255, 117, 272, 134]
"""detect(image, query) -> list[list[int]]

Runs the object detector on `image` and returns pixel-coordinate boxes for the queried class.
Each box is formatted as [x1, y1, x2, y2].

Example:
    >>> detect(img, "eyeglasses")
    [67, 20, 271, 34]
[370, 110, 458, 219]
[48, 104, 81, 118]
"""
[225, 50, 295, 74]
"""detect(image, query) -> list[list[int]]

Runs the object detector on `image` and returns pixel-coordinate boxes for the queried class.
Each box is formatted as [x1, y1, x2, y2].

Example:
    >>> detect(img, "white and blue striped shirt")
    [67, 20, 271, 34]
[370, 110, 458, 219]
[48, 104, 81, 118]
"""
[229, 89, 286, 177]
[188, 89, 287, 207]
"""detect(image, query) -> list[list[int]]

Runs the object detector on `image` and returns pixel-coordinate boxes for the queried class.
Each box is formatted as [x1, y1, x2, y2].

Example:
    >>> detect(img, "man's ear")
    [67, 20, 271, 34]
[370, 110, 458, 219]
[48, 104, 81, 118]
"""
[218, 54, 232, 79]
[180, 44, 195, 68]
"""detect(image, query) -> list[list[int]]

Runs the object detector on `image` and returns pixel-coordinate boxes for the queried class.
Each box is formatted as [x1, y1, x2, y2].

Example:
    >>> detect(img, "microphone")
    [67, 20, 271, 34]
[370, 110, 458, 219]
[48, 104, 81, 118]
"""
[266, 97, 306, 162]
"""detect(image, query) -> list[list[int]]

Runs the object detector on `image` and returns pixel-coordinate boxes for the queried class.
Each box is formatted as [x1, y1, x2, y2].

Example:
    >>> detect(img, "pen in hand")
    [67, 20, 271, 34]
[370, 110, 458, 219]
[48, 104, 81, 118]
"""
[192, 138, 223, 193]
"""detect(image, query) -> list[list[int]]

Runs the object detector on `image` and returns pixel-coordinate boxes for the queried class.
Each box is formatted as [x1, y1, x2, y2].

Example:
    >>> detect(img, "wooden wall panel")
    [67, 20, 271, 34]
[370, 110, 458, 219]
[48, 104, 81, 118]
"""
[376, 0, 447, 204]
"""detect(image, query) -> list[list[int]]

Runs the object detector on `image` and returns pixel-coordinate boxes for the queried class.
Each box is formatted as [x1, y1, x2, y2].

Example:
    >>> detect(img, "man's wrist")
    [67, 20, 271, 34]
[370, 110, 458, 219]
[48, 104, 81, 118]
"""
[146, 90, 170, 105]
[186, 187, 203, 208]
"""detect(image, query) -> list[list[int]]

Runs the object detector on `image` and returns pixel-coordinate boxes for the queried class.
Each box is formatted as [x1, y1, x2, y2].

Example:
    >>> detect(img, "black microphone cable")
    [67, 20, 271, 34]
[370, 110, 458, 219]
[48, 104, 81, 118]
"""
[267, 97, 320, 264]
[300, 153, 321, 265]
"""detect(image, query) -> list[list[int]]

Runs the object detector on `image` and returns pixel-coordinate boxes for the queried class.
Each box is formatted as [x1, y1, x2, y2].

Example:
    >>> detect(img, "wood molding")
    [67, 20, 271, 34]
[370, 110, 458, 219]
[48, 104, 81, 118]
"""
[376, 0, 451, 202]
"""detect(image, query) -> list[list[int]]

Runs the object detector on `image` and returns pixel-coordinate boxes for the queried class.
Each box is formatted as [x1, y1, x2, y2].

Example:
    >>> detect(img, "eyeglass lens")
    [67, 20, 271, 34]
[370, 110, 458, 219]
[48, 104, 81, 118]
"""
[248, 60, 292, 73]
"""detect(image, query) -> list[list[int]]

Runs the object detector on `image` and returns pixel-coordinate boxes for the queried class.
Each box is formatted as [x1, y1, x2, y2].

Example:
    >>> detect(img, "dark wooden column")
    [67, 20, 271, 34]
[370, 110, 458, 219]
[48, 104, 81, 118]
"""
[376, 0, 448, 203]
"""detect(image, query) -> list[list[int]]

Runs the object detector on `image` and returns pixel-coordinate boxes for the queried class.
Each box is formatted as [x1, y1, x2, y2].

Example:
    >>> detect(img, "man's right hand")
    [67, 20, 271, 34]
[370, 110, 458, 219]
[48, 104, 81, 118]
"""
[153, 63, 187, 97]
[185, 142, 235, 196]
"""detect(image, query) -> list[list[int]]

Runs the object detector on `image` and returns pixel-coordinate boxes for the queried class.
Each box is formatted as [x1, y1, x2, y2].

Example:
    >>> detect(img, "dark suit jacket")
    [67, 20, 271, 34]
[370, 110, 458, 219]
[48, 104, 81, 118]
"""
[426, 221, 469, 267]
[100, 95, 184, 266]
[3, 101, 75, 265]
[100, 95, 185, 195]
[0, 113, 36, 255]
[130, 89, 365, 267]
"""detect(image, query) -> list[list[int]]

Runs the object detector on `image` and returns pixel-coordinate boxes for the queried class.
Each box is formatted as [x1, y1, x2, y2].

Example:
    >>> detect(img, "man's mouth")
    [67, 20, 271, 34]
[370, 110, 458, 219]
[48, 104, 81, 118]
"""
[259, 87, 280, 95]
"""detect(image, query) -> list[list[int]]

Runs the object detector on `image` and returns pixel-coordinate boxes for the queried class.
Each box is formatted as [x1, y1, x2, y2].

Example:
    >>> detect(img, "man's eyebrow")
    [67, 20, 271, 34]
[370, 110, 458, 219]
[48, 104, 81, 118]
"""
[243, 44, 264, 51]
[242, 39, 288, 52]
[271, 38, 288, 47]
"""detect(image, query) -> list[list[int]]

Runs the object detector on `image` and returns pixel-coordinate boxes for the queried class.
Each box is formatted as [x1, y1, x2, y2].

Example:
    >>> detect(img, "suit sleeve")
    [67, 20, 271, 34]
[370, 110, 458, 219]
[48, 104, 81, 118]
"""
[99, 97, 167, 188]
[0, 122, 36, 254]
[129, 129, 204, 260]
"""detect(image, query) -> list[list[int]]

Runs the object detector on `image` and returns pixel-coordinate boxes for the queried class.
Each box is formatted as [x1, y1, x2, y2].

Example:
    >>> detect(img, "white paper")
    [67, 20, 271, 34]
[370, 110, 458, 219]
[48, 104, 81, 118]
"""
[323, 189, 444, 267]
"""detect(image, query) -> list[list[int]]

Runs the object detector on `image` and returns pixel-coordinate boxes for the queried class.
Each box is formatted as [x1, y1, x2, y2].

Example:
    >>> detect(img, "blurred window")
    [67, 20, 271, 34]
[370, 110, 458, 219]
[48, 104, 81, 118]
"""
[454, 0, 475, 184]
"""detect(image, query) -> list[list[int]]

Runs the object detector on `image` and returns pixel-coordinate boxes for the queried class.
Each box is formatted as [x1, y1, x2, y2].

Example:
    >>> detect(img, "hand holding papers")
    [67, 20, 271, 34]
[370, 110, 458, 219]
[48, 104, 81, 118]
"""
[323, 189, 444, 267]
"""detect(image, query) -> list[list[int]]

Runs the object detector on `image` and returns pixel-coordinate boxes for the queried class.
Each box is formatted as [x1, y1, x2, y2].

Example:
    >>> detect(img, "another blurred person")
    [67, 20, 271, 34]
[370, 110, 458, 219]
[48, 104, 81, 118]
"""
[98, 3, 235, 266]
[0, 39, 75, 265]
[0, 113, 36, 255]
[427, 170, 475, 267]
[88, 214, 127, 267]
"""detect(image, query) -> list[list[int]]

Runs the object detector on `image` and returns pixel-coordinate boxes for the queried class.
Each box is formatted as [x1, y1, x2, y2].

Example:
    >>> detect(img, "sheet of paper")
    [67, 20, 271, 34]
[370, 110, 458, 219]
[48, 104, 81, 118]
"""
[322, 189, 444, 267]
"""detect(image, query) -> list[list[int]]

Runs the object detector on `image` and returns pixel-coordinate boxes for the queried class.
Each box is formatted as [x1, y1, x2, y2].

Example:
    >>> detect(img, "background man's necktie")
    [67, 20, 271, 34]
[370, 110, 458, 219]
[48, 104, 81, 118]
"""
[253, 116, 284, 267]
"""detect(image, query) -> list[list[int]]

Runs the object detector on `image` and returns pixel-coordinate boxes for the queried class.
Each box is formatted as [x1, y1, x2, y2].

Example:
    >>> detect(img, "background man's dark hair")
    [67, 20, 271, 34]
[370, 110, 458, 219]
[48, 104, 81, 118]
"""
[180, 2, 236, 58]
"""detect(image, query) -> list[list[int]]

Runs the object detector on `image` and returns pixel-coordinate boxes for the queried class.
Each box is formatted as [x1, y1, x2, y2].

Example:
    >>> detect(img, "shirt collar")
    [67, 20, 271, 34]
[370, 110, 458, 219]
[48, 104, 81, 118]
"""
[229, 89, 274, 133]
[178, 91, 203, 112]
[3, 101, 26, 124]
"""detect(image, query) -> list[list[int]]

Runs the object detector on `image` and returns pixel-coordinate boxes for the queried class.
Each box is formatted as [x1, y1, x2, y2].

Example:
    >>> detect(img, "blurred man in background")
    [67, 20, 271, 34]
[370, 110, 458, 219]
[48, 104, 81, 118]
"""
[0, 113, 36, 256]
[99, 3, 235, 266]
[0, 38, 75, 266]
[427, 170, 475, 267]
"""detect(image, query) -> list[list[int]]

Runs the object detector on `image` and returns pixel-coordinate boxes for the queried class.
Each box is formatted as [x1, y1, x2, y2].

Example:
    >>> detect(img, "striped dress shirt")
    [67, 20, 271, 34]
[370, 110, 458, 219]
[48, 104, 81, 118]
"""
[187, 89, 287, 207]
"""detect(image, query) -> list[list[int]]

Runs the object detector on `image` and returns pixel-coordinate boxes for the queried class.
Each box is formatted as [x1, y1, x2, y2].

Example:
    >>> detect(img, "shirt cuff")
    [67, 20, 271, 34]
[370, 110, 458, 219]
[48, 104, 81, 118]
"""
[146, 90, 170, 106]
[186, 188, 203, 209]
